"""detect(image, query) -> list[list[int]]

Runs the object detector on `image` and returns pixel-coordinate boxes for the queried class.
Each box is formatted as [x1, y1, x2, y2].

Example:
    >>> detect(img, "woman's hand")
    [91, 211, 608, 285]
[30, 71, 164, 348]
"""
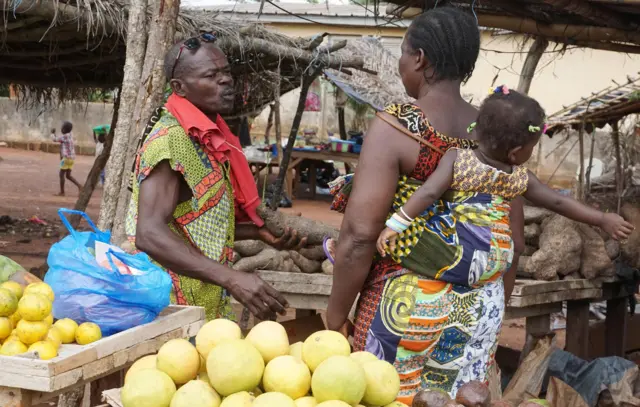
[376, 227, 398, 257]
[600, 213, 634, 240]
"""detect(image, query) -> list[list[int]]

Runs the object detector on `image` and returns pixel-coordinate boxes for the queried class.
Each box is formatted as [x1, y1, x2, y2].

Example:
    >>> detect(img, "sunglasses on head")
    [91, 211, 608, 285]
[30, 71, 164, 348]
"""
[171, 32, 218, 79]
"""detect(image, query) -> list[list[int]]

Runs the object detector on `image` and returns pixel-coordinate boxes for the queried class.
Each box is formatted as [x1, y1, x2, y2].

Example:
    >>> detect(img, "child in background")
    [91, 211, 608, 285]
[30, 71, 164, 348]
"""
[51, 121, 82, 196]
[93, 124, 110, 186]
[377, 86, 633, 287]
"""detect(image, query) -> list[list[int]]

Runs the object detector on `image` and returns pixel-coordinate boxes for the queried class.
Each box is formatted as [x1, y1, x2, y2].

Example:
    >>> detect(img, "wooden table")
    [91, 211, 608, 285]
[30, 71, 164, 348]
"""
[249, 150, 360, 201]
[0, 306, 205, 407]
[253, 271, 637, 361]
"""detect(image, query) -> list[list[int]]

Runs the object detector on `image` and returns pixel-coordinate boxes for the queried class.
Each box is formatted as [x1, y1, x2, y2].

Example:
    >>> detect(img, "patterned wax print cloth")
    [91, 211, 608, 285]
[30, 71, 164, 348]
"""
[336, 104, 516, 404]
[125, 107, 236, 321]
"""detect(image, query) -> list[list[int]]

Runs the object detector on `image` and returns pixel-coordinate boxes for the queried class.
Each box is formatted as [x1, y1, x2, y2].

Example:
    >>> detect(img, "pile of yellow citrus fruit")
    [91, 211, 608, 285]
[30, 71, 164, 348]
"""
[121, 319, 406, 407]
[0, 281, 103, 360]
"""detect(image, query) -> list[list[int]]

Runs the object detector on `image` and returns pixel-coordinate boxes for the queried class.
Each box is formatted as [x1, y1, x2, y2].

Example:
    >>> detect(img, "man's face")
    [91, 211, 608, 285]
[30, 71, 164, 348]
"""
[170, 44, 235, 116]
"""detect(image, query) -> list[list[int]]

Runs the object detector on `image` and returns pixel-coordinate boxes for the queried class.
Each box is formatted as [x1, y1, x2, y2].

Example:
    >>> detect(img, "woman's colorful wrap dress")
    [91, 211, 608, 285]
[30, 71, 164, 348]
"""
[330, 104, 524, 404]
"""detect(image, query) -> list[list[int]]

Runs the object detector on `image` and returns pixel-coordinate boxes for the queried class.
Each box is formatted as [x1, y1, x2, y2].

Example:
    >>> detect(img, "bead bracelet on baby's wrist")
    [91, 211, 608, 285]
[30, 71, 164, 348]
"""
[385, 212, 411, 233]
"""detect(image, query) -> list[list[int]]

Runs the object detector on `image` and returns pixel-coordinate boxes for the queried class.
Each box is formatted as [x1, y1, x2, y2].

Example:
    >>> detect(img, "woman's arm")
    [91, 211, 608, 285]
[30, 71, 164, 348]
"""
[504, 197, 524, 305]
[524, 171, 633, 239]
[325, 119, 404, 331]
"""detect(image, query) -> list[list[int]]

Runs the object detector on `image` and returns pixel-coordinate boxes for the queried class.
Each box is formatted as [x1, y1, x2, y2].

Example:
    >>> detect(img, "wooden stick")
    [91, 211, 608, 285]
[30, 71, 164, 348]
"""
[0, 54, 122, 70]
[578, 119, 586, 200]
[612, 120, 623, 213]
[269, 73, 317, 209]
[517, 37, 549, 95]
[586, 130, 596, 196]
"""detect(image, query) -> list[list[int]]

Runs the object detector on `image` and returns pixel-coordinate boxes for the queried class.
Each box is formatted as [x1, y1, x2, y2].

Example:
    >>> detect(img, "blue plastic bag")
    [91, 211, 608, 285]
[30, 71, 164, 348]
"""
[45, 209, 171, 336]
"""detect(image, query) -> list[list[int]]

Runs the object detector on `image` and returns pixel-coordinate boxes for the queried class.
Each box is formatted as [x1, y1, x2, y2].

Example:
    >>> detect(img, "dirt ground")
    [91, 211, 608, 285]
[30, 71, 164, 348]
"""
[0, 147, 537, 353]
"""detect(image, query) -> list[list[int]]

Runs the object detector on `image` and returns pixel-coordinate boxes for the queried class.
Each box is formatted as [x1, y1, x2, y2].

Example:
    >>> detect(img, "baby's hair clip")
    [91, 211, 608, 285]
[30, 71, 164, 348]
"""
[490, 85, 510, 95]
[467, 122, 477, 134]
[528, 125, 541, 133]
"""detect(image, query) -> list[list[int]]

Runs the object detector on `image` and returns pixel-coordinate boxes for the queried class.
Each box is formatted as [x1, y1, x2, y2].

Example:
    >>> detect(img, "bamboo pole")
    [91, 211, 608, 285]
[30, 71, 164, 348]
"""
[264, 105, 275, 145]
[387, 6, 640, 44]
[539, 0, 638, 30]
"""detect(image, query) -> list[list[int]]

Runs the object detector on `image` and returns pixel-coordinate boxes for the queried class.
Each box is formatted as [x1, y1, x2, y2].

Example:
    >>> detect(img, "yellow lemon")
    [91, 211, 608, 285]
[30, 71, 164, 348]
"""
[0, 317, 12, 341]
[0, 288, 18, 317]
[18, 293, 51, 321]
[75, 322, 102, 345]
[8, 310, 21, 328]
[53, 318, 78, 344]
[24, 283, 55, 302]
[43, 314, 54, 327]
[16, 319, 49, 345]
[28, 341, 58, 360]
[45, 326, 63, 350]
[0, 281, 24, 300]
[0, 338, 27, 356]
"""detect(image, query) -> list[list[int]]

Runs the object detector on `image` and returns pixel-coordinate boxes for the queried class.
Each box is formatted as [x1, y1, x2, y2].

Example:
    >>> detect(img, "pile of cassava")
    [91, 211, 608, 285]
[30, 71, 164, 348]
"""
[232, 207, 337, 275]
[519, 203, 639, 281]
[251, 205, 640, 281]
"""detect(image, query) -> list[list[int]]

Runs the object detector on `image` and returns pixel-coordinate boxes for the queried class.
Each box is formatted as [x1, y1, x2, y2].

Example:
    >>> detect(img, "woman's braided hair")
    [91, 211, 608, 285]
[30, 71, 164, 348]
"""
[405, 6, 480, 83]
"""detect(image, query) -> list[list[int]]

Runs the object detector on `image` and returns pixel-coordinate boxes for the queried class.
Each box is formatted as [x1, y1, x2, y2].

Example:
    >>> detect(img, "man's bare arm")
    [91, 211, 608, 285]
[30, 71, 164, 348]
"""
[135, 160, 288, 319]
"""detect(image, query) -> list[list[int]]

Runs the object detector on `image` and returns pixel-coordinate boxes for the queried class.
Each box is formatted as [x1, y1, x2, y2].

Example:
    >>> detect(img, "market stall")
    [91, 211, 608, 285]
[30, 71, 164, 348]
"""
[0, 306, 205, 407]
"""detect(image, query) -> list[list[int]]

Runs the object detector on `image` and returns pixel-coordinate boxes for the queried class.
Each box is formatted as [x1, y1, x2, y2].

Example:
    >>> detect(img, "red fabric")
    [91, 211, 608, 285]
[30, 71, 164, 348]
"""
[165, 94, 263, 227]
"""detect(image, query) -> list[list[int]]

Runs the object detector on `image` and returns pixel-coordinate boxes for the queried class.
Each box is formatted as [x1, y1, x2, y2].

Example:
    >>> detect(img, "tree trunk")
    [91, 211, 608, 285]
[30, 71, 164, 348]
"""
[516, 36, 549, 95]
[98, 0, 148, 231]
[110, 0, 181, 244]
[70, 89, 122, 228]
[269, 73, 316, 210]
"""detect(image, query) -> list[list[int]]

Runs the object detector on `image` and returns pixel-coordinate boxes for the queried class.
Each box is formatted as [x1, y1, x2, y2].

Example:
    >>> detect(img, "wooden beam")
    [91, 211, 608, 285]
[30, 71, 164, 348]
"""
[0, 54, 122, 70]
[588, 0, 640, 4]
[0, 44, 119, 57]
[539, 0, 638, 30]
[559, 39, 640, 54]
[388, 7, 640, 44]
[0, 16, 44, 32]
[0, 0, 120, 33]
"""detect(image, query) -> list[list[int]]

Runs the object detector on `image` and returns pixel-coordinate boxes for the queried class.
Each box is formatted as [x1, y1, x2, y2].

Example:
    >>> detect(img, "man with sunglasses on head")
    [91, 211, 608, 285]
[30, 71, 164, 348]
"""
[125, 33, 306, 322]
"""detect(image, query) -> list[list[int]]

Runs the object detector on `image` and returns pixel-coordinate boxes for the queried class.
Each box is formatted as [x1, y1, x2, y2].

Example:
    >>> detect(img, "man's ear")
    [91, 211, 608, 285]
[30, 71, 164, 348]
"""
[170, 79, 186, 97]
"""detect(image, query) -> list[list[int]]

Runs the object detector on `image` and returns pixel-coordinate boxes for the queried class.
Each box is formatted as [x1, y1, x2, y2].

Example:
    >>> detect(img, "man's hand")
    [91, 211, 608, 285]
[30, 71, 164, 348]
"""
[258, 226, 307, 251]
[226, 272, 289, 320]
[600, 212, 634, 241]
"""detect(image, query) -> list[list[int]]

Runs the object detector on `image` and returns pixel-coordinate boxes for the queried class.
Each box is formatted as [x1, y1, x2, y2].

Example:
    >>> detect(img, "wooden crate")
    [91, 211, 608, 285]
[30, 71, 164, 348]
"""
[0, 305, 204, 395]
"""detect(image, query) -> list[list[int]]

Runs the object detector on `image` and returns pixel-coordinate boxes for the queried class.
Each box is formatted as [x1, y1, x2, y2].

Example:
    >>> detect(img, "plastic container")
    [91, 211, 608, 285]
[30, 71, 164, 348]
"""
[330, 140, 355, 153]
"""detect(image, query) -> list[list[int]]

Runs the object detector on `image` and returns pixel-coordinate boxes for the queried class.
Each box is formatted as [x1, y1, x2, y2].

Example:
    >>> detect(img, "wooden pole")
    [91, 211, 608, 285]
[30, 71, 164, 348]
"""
[577, 119, 586, 200]
[517, 37, 549, 95]
[264, 105, 275, 145]
[270, 73, 317, 210]
[585, 129, 596, 197]
[336, 88, 348, 141]
[612, 120, 623, 213]
[98, 0, 148, 231]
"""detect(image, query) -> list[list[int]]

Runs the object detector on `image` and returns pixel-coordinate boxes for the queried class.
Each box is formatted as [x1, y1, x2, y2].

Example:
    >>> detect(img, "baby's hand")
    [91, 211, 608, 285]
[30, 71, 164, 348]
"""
[377, 227, 399, 257]
[600, 213, 634, 240]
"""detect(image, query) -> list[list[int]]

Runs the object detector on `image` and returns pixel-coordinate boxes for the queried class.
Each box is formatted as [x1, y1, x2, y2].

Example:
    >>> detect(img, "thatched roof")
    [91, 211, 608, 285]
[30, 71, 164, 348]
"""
[323, 36, 413, 111]
[0, 1, 366, 117]
[547, 72, 640, 135]
[385, 1, 640, 53]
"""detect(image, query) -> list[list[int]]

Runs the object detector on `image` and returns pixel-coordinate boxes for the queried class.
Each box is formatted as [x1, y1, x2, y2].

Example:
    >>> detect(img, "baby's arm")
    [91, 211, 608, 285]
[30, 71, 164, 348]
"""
[523, 170, 633, 240]
[376, 149, 457, 256]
